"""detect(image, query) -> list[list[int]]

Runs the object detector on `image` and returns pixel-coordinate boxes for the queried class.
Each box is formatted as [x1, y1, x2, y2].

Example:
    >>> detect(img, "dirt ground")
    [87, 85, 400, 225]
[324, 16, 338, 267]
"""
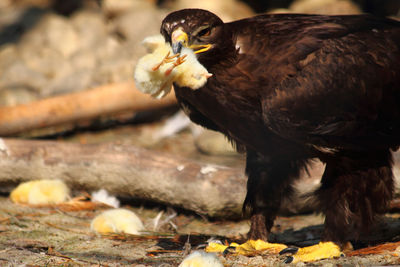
[0, 123, 400, 266]
[0, 195, 400, 267]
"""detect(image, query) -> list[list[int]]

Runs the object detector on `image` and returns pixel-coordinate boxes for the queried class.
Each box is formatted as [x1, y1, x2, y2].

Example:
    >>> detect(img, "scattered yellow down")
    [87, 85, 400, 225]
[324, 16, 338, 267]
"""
[206, 239, 287, 255]
[91, 208, 145, 235]
[179, 251, 223, 267]
[291, 241, 342, 263]
[10, 179, 70, 205]
[206, 239, 342, 263]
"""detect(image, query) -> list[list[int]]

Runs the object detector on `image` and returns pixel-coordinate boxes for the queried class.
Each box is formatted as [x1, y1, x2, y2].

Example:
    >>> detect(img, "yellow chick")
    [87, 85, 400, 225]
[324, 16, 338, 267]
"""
[134, 34, 212, 99]
[179, 251, 223, 267]
[90, 208, 145, 235]
[10, 179, 70, 205]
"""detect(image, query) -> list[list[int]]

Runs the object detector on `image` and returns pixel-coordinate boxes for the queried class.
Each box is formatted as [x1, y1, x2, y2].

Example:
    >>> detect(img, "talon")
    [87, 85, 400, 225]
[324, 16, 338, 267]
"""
[222, 246, 237, 256]
[174, 55, 187, 66]
[164, 53, 179, 63]
[163, 54, 187, 76]
[152, 51, 170, 71]
[152, 51, 180, 71]
[279, 247, 299, 255]
[180, 54, 188, 61]
[152, 62, 162, 71]
[165, 66, 174, 76]
[284, 256, 294, 264]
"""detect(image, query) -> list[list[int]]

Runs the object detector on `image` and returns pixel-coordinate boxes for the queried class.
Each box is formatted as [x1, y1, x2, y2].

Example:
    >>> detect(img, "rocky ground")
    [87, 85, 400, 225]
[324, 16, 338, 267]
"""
[1, 0, 400, 266]
[0, 190, 400, 266]
[0, 122, 399, 266]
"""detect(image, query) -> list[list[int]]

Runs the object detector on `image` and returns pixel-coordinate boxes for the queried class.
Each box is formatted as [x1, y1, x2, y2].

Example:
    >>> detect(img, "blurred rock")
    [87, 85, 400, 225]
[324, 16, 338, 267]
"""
[102, 0, 154, 17]
[270, 0, 362, 14]
[195, 130, 238, 156]
[290, 0, 361, 14]
[8, 10, 117, 96]
[105, 6, 169, 84]
[43, 67, 93, 95]
[92, 55, 134, 85]
[353, 0, 400, 17]
[0, 43, 47, 98]
[69, 49, 97, 71]
[0, 0, 11, 9]
[7, 0, 51, 8]
[0, 87, 38, 106]
[0, 44, 19, 71]
[18, 44, 68, 80]
[166, 0, 255, 21]
[111, 6, 167, 42]
[0, 6, 47, 46]
[7, 0, 101, 15]
[20, 13, 80, 58]
[70, 10, 108, 50]
[0, 60, 46, 95]
[51, 0, 100, 16]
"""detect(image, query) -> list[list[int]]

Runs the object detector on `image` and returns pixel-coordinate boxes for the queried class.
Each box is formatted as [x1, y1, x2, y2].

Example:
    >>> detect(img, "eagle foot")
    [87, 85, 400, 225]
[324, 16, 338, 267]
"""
[151, 51, 179, 71]
[205, 239, 287, 256]
[164, 54, 187, 76]
[151, 52, 187, 77]
[279, 241, 343, 263]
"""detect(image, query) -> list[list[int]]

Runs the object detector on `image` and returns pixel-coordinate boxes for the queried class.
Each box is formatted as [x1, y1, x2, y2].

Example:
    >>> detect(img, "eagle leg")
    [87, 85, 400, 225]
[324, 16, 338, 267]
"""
[206, 151, 308, 255]
[243, 151, 307, 241]
[164, 54, 187, 76]
[285, 149, 395, 262]
[318, 149, 394, 243]
[151, 51, 179, 71]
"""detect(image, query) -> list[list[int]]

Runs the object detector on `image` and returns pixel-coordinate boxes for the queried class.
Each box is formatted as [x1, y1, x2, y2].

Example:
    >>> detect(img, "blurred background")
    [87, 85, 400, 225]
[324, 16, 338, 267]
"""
[0, 0, 399, 107]
[0, 0, 399, 168]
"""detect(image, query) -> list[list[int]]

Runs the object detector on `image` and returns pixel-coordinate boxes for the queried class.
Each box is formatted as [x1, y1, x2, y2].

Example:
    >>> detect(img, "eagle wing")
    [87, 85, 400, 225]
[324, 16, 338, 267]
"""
[232, 15, 400, 150]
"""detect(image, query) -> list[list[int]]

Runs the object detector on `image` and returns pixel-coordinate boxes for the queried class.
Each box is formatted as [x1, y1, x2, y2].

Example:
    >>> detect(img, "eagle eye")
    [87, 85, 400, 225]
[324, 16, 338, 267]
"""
[196, 27, 211, 38]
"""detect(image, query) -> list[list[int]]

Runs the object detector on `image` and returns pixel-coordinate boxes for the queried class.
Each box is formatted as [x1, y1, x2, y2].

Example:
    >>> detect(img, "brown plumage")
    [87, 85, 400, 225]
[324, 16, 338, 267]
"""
[160, 9, 400, 245]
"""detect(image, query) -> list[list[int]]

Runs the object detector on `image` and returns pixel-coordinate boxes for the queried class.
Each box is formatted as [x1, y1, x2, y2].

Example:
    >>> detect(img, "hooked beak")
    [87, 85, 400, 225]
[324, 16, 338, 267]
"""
[171, 27, 212, 55]
[171, 28, 188, 54]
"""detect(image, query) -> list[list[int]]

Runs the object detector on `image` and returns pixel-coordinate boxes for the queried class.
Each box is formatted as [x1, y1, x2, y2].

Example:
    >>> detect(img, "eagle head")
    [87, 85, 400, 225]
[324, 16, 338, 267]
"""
[160, 9, 229, 65]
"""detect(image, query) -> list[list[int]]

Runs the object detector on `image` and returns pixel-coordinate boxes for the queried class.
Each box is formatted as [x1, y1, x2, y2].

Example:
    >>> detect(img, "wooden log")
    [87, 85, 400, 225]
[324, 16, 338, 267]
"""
[0, 138, 399, 218]
[0, 138, 245, 218]
[0, 82, 177, 136]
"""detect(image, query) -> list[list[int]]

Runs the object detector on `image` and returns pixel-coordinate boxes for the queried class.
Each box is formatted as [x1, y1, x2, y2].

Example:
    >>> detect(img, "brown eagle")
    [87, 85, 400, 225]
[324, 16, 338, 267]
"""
[159, 9, 400, 261]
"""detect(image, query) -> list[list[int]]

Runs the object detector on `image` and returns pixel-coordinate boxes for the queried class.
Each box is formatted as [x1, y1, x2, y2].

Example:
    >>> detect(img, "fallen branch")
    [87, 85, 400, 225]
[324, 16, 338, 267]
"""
[0, 138, 399, 218]
[0, 138, 245, 218]
[0, 82, 177, 136]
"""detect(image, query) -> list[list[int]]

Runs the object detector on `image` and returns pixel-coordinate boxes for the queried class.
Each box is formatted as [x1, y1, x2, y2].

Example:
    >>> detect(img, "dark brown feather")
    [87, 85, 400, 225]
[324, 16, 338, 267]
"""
[161, 9, 400, 245]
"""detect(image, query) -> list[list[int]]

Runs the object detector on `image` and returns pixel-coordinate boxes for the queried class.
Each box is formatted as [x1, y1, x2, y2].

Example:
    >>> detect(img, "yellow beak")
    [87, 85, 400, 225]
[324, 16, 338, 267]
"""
[171, 28, 212, 54]
[171, 28, 188, 54]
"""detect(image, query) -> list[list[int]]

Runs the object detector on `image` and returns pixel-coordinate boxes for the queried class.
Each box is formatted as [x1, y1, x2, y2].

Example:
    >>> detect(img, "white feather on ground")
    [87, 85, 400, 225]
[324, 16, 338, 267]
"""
[0, 138, 10, 156]
[153, 110, 204, 140]
[134, 34, 212, 99]
[90, 208, 145, 235]
[178, 251, 223, 267]
[10, 179, 70, 205]
[91, 189, 120, 208]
